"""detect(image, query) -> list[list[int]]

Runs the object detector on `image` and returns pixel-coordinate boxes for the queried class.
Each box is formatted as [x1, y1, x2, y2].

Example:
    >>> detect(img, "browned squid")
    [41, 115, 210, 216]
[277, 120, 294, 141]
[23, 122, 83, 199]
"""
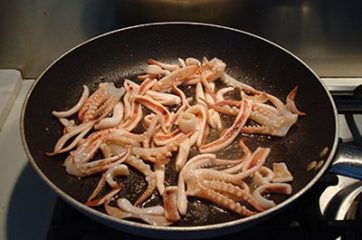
[48, 57, 302, 226]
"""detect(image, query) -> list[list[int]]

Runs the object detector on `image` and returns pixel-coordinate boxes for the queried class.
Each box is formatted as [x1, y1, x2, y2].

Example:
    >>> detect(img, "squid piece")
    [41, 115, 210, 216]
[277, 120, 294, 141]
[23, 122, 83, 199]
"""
[285, 86, 306, 116]
[145, 64, 170, 76]
[46, 120, 95, 156]
[200, 74, 216, 100]
[106, 135, 140, 148]
[186, 178, 257, 217]
[199, 99, 251, 153]
[185, 57, 201, 67]
[178, 112, 197, 133]
[58, 118, 76, 134]
[143, 113, 157, 128]
[104, 203, 132, 220]
[272, 162, 294, 183]
[153, 129, 183, 146]
[118, 198, 164, 215]
[104, 196, 173, 226]
[242, 89, 302, 137]
[188, 128, 200, 147]
[99, 142, 112, 158]
[146, 90, 181, 106]
[177, 173, 188, 216]
[216, 87, 235, 102]
[106, 207, 172, 226]
[152, 65, 199, 92]
[200, 57, 226, 83]
[179, 154, 251, 214]
[252, 183, 292, 209]
[177, 154, 217, 215]
[182, 153, 218, 171]
[175, 138, 191, 172]
[252, 166, 275, 186]
[52, 85, 90, 118]
[221, 139, 251, 174]
[64, 146, 130, 177]
[155, 163, 165, 195]
[119, 79, 155, 131]
[117, 104, 143, 131]
[148, 58, 179, 71]
[122, 80, 138, 120]
[68, 130, 109, 163]
[94, 102, 124, 130]
[241, 147, 271, 178]
[195, 82, 215, 129]
[195, 82, 206, 104]
[220, 73, 259, 94]
[132, 144, 174, 165]
[106, 116, 159, 146]
[190, 147, 270, 187]
[171, 83, 190, 124]
[124, 79, 140, 90]
[78, 82, 125, 123]
[135, 95, 171, 131]
[114, 198, 173, 226]
[163, 186, 181, 222]
[189, 168, 245, 188]
[205, 92, 222, 130]
[185, 104, 208, 147]
[178, 58, 186, 68]
[137, 78, 158, 95]
[87, 164, 129, 201]
[196, 81, 222, 130]
[125, 156, 156, 206]
[85, 187, 121, 207]
[197, 180, 264, 212]
[199, 97, 239, 116]
[105, 164, 130, 188]
[132, 133, 188, 164]
[240, 91, 268, 103]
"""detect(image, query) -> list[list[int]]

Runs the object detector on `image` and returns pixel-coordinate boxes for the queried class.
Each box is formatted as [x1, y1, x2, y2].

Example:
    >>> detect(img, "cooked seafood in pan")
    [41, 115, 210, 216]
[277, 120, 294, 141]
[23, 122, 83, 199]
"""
[47, 57, 304, 226]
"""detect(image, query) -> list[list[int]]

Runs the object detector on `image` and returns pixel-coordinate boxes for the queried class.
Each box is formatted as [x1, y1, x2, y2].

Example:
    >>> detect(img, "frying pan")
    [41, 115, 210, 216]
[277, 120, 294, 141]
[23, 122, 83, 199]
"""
[21, 22, 338, 239]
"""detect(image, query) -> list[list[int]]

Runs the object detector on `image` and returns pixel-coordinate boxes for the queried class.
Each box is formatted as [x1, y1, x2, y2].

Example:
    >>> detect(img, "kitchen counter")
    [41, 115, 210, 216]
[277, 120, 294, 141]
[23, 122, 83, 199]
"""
[0, 80, 56, 240]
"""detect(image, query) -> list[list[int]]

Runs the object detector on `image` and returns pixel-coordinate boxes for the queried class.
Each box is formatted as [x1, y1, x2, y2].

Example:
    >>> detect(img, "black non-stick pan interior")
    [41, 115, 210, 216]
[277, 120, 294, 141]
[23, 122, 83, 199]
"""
[22, 23, 337, 227]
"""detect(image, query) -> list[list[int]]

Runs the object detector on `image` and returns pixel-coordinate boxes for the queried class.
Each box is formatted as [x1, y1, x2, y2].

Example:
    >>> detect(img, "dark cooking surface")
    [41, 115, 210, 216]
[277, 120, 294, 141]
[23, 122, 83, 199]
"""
[23, 23, 336, 231]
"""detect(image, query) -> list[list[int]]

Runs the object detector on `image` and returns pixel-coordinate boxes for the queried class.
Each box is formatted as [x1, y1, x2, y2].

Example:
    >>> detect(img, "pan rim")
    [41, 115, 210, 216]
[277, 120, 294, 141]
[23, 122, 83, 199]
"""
[20, 21, 339, 233]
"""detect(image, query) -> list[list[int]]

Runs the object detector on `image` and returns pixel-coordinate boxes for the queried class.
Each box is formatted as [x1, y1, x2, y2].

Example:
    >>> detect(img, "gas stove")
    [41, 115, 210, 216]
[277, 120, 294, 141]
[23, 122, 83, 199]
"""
[0, 76, 361, 240]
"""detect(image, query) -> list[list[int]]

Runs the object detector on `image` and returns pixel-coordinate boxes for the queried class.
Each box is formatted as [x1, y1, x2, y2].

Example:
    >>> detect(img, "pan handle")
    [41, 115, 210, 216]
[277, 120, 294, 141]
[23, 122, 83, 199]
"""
[329, 143, 362, 180]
